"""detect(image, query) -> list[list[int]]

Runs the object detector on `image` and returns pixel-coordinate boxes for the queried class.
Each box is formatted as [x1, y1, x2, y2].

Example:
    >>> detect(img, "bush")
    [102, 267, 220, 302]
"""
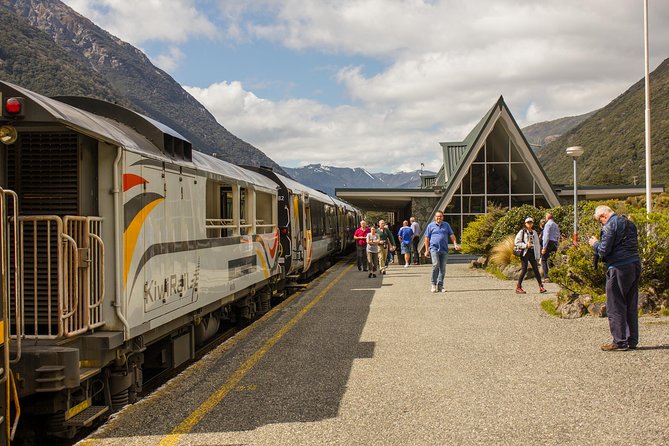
[461, 204, 505, 254]
[549, 202, 669, 297]
[489, 205, 544, 246]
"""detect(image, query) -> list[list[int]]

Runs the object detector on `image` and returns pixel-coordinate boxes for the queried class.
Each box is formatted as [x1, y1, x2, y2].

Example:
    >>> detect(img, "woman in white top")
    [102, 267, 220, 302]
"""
[514, 217, 547, 294]
[366, 226, 381, 278]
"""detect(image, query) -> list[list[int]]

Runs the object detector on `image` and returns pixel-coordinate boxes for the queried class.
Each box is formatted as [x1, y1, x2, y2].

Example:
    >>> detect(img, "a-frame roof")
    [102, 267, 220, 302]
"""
[428, 96, 561, 223]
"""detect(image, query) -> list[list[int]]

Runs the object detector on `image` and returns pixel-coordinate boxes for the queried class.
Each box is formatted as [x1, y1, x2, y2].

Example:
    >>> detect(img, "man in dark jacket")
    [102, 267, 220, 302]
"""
[588, 205, 641, 351]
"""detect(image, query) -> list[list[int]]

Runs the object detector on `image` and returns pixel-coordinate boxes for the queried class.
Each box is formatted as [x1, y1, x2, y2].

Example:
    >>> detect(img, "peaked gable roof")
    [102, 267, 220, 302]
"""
[429, 96, 560, 223]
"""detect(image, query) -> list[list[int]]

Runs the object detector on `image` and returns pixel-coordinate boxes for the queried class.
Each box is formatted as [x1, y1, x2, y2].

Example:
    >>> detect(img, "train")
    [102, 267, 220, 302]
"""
[0, 80, 361, 442]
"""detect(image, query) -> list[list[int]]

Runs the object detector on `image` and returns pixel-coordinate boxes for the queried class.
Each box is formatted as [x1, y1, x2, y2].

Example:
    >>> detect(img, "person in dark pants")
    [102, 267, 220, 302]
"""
[540, 212, 560, 281]
[410, 216, 421, 264]
[589, 205, 641, 351]
[514, 217, 547, 294]
[353, 220, 370, 271]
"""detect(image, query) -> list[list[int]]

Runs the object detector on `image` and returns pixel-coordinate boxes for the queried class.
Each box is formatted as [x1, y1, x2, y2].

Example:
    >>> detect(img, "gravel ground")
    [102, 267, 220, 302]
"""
[79, 260, 669, 446]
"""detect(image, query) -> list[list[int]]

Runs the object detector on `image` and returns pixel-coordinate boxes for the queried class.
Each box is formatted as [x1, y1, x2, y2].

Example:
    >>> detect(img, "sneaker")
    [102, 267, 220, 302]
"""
[515, 287, 526, 294]
[441, 288, 447, 293]
[628, 345, 638, 350]
[368, 273, 372, 278]
[601, 342, 628, 351]
[382, 270, 386, 275]
[404, 264, 409, 268]
[539, 286, 547, 293]
[430, 284, 437, 293]
[542, 277, 550, 283]
[372, 274, 377, 278]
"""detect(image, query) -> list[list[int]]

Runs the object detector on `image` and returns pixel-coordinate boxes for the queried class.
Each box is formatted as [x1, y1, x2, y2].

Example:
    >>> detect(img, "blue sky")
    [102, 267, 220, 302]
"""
[63, 0, 669, 173]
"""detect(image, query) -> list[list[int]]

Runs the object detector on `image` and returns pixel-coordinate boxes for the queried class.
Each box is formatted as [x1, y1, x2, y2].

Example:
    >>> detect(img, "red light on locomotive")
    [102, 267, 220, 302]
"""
[3, 97, 24, 116]
[281, 228, 288, 235]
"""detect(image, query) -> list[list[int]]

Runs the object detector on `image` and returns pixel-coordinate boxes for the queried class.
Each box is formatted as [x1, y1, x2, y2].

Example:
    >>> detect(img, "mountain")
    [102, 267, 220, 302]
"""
[522, 112, 595, 149]
[281, 164, 434, 195]
[537, 57, 669, 186]
[0, 0, 282, 171]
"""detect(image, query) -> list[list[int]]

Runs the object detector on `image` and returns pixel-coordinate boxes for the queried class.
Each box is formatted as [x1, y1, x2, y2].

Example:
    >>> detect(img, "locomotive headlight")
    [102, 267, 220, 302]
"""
[0, 125, 17, 145]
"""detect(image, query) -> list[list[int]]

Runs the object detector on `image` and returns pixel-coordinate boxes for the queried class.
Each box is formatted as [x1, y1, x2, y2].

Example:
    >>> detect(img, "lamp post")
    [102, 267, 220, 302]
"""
[566, 146, 584, 245]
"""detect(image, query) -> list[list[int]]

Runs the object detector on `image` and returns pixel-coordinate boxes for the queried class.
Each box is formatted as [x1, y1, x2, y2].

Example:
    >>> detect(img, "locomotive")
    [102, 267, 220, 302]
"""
[0, 80, 360, 441]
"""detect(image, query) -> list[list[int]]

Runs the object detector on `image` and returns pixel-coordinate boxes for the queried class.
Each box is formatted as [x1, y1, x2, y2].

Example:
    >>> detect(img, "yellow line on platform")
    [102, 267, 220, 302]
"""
[157, 263, 354, 446]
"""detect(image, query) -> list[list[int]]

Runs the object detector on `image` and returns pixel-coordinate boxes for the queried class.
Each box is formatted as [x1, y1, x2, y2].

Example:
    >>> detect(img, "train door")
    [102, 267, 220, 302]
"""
[302, 194, 313, 273]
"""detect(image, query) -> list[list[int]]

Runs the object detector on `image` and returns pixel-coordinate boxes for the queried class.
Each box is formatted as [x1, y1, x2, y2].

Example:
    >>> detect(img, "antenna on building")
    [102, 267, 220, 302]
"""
[420, 162, 424, 176]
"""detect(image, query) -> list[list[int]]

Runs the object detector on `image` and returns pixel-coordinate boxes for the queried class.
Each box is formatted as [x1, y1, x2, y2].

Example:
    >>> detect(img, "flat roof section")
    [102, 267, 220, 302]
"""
[335, 188, 441, 211]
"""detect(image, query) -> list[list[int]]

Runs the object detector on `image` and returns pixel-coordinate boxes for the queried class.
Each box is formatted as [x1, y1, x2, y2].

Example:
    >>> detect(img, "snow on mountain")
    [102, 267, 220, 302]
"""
[281, 164, 435, 195]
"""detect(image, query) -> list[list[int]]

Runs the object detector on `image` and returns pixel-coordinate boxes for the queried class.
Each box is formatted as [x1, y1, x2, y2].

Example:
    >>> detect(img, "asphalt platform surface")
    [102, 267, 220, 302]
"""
[78, 256, 669, 446]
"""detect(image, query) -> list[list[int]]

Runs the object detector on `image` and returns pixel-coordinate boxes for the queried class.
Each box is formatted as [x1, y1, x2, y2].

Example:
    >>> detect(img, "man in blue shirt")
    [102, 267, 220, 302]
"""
[540, 212, 560, 281]
[423, 211, 460, 293]
[397, 220, 414, 268]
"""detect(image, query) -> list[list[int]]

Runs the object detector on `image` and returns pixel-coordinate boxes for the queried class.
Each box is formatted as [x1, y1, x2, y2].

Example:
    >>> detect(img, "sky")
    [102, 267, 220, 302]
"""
[62, 0, 669, 174]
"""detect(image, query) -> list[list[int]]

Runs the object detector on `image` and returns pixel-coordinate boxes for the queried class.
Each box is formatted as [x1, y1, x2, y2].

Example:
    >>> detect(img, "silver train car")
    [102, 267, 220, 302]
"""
[0, 80, 360, 440]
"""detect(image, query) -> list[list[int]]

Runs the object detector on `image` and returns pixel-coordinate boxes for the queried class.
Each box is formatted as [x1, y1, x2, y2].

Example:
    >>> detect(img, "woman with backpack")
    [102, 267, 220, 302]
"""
[514, 217, 547, 294]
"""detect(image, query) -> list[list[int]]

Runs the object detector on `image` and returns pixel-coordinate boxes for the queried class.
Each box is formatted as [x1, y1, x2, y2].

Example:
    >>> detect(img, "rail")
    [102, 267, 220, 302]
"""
[0, 189, 21, 364]
[17, 215, 105, 339]
[206, 218, 276, 236]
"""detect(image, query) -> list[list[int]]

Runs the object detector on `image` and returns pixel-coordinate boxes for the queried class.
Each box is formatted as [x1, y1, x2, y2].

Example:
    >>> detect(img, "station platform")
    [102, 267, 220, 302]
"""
[78, 257, 669, 446]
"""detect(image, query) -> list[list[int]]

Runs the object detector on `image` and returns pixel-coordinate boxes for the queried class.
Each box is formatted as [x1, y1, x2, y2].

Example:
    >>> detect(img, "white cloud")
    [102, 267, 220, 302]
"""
[63, 1, 669, 172]
[153, 46, 185, 72]
[185, 81, 443, 172]
[62, 0, 218, 45]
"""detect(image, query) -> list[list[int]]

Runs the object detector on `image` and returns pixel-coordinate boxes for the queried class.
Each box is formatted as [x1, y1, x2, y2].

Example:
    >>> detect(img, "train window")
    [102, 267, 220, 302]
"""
[239, 187, 247, 235]
[205, 181, 235, 238]
[255, 191, 275, 234]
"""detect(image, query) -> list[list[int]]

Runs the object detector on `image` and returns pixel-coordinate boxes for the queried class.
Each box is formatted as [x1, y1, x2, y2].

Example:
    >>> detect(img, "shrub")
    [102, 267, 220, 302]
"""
[540, 299, 559, 317]
[488, 235, 519, 268]
[549, 201, 669, 297]
[461, 204, 505, 254]
[489, 205, 544, 246]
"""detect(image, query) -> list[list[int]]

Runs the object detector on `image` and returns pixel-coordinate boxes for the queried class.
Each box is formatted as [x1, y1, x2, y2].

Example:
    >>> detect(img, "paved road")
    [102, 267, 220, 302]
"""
[78, 259, 669, 446]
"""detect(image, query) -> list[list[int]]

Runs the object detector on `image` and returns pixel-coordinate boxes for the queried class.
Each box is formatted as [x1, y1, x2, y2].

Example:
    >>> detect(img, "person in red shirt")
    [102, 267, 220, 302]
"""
[353, 220, 370, 271]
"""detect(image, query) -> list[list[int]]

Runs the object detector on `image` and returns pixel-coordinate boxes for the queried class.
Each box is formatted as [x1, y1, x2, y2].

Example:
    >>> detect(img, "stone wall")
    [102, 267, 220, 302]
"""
[411, 197, 439, 230]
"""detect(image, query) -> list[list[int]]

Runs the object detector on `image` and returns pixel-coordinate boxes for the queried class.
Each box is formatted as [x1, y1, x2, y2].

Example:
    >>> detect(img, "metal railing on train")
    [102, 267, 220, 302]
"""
[206, 218, 276, 237]
[15, 215, 104, 339]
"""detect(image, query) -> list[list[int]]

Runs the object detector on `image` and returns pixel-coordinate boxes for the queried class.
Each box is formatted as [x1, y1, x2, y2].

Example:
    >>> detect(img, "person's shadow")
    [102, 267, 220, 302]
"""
[633, 345, 669, 350]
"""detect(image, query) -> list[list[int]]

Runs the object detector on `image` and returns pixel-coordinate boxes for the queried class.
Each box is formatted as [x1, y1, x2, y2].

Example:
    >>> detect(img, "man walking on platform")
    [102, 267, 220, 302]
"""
[377, 220, 396, 275]
[397, 220, 414, 268]
[353, 220, 370, 271]
[588, 205, 641, 351]
[541, 212, 560, 281]
[410, 217, 421, 264]
[424, 211, 459, 293]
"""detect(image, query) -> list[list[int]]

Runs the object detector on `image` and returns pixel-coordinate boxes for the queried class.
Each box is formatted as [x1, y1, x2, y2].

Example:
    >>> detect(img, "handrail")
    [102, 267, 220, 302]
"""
[3, 190, 21, 363]
[9, 368, 20, 440]
[59, 233, 80, 324]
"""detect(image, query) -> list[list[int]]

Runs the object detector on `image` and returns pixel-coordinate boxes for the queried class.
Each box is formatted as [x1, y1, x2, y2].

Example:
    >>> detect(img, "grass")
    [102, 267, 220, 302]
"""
[660, 308, 669, 317]
[485, 264, 510, 281]
[541, 299, 560, 317]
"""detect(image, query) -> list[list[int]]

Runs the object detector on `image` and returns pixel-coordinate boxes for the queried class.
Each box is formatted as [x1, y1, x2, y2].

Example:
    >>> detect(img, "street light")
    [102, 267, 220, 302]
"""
[566, 146, 584, 245]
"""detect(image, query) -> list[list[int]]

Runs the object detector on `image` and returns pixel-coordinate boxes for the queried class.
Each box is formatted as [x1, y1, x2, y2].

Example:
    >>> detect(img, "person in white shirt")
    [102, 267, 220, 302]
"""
[410, 216, 421, 265]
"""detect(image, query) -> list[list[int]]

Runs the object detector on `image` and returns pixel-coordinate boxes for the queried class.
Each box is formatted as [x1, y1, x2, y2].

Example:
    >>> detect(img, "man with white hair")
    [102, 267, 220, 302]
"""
[588, 205, 641, 351]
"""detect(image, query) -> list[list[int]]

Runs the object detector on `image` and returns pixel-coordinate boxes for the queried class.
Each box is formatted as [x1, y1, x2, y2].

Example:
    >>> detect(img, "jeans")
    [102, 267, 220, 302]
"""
[540, 240, 558, 279]
[518, 250, 542, 288]
[356, 245, 368, 270]
[430, 250, 448, 288]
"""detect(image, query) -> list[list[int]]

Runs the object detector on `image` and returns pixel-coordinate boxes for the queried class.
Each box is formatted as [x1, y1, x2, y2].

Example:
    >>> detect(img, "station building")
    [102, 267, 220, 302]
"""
[336, 96, 662, 240]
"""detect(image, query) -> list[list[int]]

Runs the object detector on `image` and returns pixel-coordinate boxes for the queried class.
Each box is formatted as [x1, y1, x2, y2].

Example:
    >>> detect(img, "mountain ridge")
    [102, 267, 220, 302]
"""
[0, 0, 283, 171]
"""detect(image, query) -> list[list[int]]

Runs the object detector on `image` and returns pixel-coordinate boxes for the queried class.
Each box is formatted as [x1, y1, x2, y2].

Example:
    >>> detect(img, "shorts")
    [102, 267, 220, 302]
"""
[400, 243, 412, 255]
